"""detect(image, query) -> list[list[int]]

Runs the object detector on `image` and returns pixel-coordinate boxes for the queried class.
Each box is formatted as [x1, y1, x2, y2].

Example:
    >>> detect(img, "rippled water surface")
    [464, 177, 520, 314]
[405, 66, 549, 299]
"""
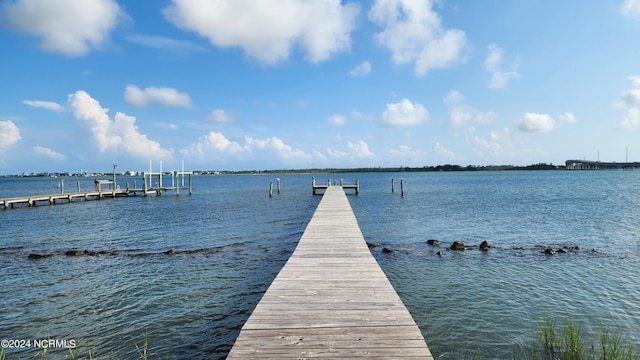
[1, 171, 639, 359]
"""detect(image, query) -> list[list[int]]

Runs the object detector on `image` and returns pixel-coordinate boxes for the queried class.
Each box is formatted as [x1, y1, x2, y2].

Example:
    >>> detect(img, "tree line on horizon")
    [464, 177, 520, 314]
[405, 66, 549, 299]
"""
[220, 162, 562, 174]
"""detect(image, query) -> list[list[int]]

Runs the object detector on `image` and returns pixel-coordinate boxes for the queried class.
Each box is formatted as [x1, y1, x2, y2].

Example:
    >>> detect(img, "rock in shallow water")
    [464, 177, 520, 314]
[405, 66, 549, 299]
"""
[366, 242, 379, 249]
[479, 240, 490, 251]
[65, 249, 84, 256]
[449, 241, 465, 251]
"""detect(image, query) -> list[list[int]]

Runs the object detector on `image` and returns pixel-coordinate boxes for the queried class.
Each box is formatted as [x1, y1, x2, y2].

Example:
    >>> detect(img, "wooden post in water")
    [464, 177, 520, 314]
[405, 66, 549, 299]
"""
[188, 174, 192, 195]
[277, 178, 281, 194]
[391, 178, 395, 193]
[77, 180, 80, 193]
[401, 178, 405, 197]
[356, 178, 359, 195]
[176, 172, 180, 196]
[60, 179, 64, 194]
[269, 182, 273, 197]
[112, 163, 117, 190]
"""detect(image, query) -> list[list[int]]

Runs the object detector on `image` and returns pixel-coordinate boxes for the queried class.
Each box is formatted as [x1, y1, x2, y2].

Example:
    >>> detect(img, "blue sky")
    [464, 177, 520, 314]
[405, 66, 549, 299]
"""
[2, 0, 640, 174]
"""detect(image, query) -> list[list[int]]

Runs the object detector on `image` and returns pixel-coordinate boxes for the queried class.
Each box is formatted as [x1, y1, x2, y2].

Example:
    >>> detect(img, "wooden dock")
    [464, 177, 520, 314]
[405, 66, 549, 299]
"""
[312, 177, 359, 195]
[227, 186, 432, 359]
[0, 174, 193, 210]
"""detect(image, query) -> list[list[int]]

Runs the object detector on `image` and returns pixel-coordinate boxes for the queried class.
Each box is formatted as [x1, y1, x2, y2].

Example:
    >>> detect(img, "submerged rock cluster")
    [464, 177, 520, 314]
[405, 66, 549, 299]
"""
[25, 247, 224, 260]
[366, 238, 596, 258]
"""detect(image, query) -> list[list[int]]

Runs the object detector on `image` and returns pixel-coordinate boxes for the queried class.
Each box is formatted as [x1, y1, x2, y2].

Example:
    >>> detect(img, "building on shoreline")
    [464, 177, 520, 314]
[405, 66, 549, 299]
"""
[565, 160, 640, 170]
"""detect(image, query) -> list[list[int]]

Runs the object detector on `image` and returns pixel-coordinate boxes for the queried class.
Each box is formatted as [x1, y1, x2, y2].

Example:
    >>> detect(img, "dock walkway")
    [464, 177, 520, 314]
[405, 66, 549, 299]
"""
[0, 186, 191, 210]
[227, 186, 432, 359]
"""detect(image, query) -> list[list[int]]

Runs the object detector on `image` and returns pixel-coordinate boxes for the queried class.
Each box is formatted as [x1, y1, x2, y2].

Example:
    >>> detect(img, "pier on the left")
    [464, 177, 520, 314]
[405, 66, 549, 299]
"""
[0, 171, 193, 210]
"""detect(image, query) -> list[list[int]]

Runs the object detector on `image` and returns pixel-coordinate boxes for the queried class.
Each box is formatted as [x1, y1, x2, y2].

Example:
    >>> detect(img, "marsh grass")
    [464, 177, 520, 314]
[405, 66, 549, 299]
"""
[135, 328, 151, 360]
[513, 318, 638, 360]
[597, 326, 635, 360]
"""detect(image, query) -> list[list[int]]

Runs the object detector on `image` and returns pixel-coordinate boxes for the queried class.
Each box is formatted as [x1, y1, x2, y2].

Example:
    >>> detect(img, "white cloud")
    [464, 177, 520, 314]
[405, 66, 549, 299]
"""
[448, 105, 471, 129]
[348, 140, 375, 160]
[386, 144, 425, 163]
[68, 90, 173, 160]
[443, 90, 465, 104]
[558, 112, 576, 124]
[382, 98, 428, 127]
[444, 91, 496, 129]
[179, 131, 245, 161]
[326, 140, 376, 163]
[159, 122, 179, 130]
[328, 114, 348, 126]
[0, 0, 123, 56]
[245, 136, 312, 162]
[180, 132, 318, 166]
[124, 85, 193, 108]
[22, 100, 64, 112]
[349, 61, 372, 76]
[622, 0, 640, 18]
[518, 113, 556, 133]
[484, 44, 519, 89]
[326, 147, 348, 159]
[206, 109, 235, 123]
[351, 110, 374, 122]
[312, 150, 328, 162]
[518, 112, 576, 133]
[615, 76, 640, 130]
[619, 76, 640, 106]
[620, 108, 640, 130]
[434, 142, 455, 159]
[369, 0, 466, 76]
[464, 125, 476, 139]
[384, 145, 427, 166]
[474, 128, 513, 158]
[33, 146, 65, 161]
[163, 0, 359, 64]
[0, 120, 21, 152]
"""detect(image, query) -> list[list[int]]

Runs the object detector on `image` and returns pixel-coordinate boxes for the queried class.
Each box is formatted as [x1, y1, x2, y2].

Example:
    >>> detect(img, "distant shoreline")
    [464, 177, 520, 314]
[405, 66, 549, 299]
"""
[1, 163, 563, 178]
[220, 163, 563, 174]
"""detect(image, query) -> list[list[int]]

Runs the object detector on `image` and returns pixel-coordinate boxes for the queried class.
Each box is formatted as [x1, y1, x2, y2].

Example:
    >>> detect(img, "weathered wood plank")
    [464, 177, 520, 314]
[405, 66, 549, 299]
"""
[227, 186, 432, 359]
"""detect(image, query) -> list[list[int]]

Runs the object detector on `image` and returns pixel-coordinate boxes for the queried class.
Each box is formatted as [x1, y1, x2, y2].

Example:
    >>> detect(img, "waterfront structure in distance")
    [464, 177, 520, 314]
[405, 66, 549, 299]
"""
[565, 160, 640, 170]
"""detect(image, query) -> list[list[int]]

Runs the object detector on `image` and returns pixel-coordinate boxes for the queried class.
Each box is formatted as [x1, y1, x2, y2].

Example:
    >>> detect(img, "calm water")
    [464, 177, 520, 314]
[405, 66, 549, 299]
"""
[1, 171, 639, 359]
